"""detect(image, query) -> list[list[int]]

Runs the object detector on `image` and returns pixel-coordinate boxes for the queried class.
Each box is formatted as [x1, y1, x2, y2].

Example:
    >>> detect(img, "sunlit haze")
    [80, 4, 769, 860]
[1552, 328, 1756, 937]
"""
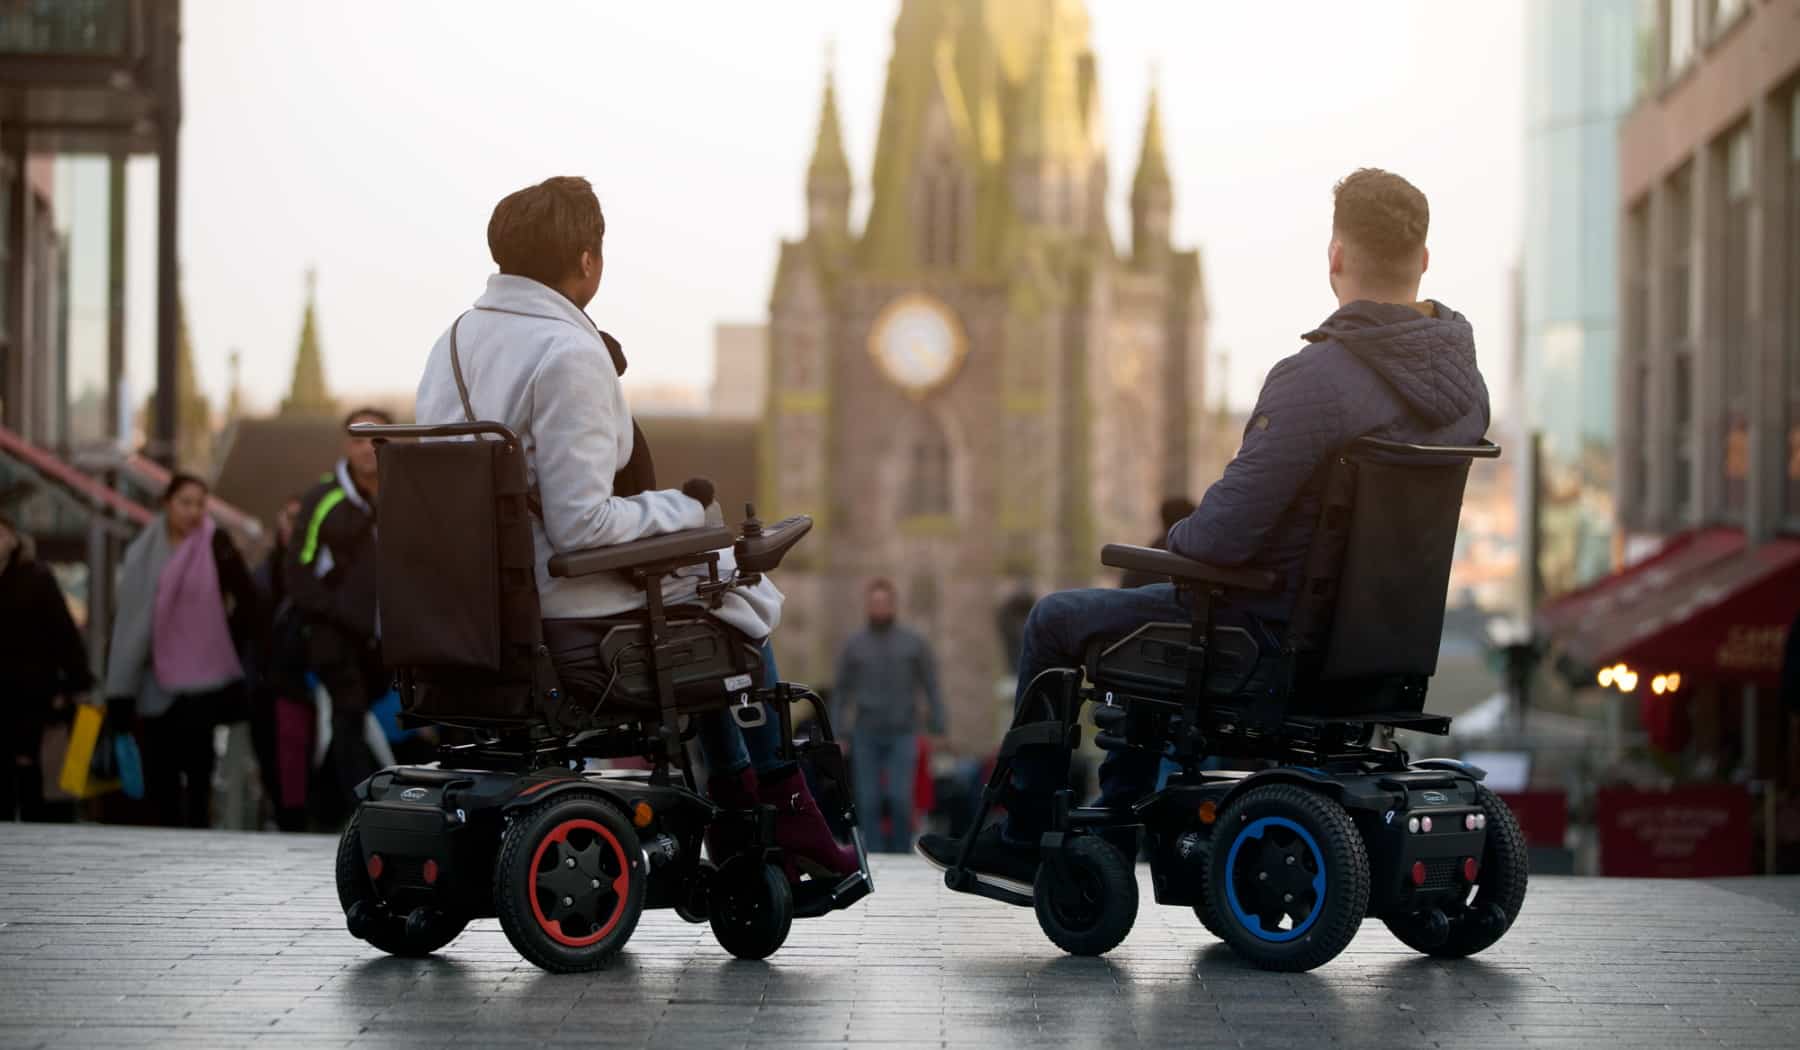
[128, 0, 1522, 419]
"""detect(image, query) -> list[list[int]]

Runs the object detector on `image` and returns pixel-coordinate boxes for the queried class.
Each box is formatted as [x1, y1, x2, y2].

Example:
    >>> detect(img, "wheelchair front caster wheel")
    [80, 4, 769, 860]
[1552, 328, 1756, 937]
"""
[494, 791, 647, 973]
[709, 856, 793, 960]
[1034, 836, 1138, 956]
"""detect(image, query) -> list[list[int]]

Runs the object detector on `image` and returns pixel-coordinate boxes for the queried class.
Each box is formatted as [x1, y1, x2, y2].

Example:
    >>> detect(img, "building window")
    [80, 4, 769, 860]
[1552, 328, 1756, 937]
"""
[919, 152, 962, 268]
[1667, 164, 1694, 520]
[905, 417, 952, 516]
[1634, 0, 1661, 98]
[1625, 204, 1651, 528]
[1667, 0, 1695, 74]
[1721, 125, 1752, 518]
[1707, 0, 1746, 40]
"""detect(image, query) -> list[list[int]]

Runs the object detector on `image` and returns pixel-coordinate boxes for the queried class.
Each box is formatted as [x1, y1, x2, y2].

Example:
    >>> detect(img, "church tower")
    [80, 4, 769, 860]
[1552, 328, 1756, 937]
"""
[280, 269, 335, 419]
[764, 0, 1210, 745]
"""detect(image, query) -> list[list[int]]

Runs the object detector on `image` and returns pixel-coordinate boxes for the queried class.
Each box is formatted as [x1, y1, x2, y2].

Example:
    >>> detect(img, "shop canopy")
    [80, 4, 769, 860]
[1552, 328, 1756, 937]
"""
[1542, 527, 1800, 688]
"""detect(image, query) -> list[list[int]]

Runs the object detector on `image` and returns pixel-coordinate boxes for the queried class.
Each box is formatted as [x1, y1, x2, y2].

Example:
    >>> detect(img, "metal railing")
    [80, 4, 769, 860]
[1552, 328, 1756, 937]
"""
[0, 0, 133, 57]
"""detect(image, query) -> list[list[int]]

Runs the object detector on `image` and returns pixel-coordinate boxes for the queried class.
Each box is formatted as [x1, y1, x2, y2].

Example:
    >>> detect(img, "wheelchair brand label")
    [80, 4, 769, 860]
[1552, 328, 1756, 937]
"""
[1421, 790, 1448, 805]
[724, 674, 753, 692]
[400, 787, 428, 802]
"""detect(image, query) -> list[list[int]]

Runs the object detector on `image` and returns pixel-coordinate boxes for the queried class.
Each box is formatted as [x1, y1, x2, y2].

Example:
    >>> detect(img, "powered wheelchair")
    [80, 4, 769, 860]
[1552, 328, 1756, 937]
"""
[331, 420, 871, 973]
[941, 437, 1526, 972]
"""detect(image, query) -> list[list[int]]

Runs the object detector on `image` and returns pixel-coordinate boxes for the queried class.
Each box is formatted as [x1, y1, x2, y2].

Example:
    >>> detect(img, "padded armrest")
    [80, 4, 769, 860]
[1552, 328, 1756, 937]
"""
[548, 524, 734, 578]
[1100, 544, 1280, 593]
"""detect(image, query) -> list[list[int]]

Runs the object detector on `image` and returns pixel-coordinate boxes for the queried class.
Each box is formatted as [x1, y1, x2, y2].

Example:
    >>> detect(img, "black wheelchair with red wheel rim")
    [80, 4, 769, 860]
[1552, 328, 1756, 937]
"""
[939, 438, 1527, 972]
[332, 421, 871, 973]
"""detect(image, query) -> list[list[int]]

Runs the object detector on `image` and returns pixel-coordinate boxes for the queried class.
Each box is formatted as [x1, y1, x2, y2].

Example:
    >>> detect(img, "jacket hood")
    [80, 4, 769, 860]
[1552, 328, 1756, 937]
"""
[1303, 299, 1487, 428]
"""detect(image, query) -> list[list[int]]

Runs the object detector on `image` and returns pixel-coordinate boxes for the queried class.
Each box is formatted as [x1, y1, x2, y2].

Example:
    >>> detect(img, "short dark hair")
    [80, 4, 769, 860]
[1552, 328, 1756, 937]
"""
[1332, 168, 1429, 284]
[487, 176, 606, 287]
[162, 471, 208, 505]
[866, 577, 897, 598]
[343, 405, 393, 429]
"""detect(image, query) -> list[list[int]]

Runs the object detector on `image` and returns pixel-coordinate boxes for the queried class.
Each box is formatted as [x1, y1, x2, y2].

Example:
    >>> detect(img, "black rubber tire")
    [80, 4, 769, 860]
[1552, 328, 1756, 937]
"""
[1194, 882, 1228, 941]
[1206, 784, 1370, 972]
[709, 856, 794, 960]
[335, 811, 469, 957]
[493, 791, 646, 973]
[1033, 835, 1138, 957]
[1383, 785, 1529, 957]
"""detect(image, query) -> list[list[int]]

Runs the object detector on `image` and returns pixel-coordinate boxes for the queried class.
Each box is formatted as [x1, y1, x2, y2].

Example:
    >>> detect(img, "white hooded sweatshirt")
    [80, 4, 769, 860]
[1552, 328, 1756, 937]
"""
[413, 274, 782, 639]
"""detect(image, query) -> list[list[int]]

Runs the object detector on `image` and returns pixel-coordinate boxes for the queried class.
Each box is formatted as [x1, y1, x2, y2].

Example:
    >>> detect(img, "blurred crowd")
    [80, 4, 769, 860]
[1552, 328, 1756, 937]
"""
[0, 408, 436, 832]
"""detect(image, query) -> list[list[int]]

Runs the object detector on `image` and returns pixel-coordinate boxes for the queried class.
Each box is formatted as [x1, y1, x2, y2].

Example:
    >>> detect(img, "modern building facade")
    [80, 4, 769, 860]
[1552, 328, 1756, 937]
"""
[762, 0, 1214, 744]
[1520, 0, 1643, 599]
[1617, 0, 1799, 547]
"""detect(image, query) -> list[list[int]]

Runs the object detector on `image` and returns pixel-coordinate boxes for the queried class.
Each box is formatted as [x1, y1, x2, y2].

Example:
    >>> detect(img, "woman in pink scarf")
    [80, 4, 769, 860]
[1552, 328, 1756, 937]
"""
[104, 474, 258, 827]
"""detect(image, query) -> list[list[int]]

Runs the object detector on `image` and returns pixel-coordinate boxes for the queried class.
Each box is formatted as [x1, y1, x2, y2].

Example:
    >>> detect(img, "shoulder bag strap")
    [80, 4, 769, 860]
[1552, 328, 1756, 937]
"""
[448, 312, 478, 424]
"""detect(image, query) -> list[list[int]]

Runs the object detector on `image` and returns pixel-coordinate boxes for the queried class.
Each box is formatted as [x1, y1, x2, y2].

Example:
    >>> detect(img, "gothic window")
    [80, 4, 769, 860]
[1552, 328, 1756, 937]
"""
[919, 148, 962, 267]
[905, 417, 953, 516]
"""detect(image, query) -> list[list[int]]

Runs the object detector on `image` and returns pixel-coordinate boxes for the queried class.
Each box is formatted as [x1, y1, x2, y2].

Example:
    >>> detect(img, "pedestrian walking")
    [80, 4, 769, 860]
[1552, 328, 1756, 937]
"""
[0, 514, 94, 822]
[834, 578, 945, 852]
[104, 474, 258, 828]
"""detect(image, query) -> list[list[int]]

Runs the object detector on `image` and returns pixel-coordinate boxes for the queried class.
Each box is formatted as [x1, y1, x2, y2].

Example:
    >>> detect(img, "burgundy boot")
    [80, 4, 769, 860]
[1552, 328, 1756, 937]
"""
[705, 766, 759, 863]
[756, 764, 859, 882]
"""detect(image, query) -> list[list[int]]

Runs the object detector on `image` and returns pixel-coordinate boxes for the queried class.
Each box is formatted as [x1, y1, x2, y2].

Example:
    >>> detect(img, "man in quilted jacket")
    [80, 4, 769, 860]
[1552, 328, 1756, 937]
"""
[919, 168, 1491, 887]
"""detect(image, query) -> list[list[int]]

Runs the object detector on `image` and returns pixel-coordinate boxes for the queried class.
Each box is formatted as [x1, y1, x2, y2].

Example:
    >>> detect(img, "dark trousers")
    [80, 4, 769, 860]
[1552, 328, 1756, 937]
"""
[2, 747, 45, 823]
[852, 731, 917, 852]
[1003, 583, 1267, 842]
[306, 622, 383, 825]
[141, 693, 217, 828]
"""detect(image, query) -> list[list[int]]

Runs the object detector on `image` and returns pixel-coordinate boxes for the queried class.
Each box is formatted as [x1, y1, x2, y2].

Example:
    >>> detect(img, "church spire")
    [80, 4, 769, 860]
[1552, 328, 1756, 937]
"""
[280, 268, 335, 418]
[1130, 78, 1173, 268]
[806, 47, 852, 247]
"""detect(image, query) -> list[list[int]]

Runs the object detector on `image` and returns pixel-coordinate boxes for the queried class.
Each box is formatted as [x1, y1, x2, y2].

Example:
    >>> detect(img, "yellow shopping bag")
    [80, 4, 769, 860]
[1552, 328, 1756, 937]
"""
[57, 703, 120, 799]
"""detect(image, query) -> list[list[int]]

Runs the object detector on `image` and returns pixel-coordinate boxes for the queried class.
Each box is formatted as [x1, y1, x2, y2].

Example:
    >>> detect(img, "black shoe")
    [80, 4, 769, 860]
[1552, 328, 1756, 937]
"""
[916, 825, 1040, 890]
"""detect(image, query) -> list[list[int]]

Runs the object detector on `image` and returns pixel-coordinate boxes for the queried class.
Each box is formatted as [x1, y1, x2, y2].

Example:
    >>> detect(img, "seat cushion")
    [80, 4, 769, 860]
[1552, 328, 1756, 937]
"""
[544, 608, 763, 715]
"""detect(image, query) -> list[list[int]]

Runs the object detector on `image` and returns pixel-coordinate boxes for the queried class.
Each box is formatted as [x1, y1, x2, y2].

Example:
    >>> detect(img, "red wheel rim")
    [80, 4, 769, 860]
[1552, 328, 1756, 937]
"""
[526, 818, 632, 947]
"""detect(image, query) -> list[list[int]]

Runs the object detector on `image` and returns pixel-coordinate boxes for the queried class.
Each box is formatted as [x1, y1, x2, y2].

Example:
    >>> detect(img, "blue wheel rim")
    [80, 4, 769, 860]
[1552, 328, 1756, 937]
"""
[1223, 816, 1328, 943]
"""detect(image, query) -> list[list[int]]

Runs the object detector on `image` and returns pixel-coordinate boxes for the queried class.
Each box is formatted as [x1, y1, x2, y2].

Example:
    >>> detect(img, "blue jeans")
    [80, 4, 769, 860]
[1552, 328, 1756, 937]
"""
[853, 732, 917, 852]
[1003, 583, 1262, 842]
[695, 640, 785, 776]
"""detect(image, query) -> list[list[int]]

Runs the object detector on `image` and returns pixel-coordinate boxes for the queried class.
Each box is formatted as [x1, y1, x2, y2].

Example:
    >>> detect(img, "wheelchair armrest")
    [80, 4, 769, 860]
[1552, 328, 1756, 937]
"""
[548, 524, 735, 578]
[1099, 544, 1280, 593]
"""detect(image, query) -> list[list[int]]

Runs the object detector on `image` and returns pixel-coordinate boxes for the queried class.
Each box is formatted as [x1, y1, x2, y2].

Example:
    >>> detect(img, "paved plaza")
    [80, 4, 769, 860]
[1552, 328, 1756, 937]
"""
[1, 824, 1797, 1049]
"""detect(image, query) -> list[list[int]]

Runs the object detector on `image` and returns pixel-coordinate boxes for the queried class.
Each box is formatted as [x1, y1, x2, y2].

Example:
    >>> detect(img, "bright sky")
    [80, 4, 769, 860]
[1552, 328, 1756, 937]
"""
[134, 0, 1522, 418]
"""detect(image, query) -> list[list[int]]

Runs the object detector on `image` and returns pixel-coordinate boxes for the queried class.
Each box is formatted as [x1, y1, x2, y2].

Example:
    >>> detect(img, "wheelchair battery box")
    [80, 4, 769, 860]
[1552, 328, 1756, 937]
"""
[358, 769, 504, 914]
[1348, 773, 1488, 913]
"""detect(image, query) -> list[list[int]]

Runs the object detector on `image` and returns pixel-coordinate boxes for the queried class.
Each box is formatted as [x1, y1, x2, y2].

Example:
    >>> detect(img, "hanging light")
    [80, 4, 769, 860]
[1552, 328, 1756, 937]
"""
[1652, 675, 1668, 696]
[1597, 666, 1615, 687]
[1617, 669, 1639, 692]
[1666, 673, 1682, 692]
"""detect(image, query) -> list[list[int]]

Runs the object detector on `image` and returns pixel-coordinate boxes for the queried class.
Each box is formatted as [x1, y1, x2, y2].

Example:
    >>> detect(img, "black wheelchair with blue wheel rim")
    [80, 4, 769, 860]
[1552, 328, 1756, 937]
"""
[941, 437, 1528, 971]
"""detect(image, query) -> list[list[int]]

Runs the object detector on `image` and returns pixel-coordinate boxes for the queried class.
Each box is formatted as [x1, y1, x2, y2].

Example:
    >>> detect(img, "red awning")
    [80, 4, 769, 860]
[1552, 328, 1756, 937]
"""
[1535, 527, 1745, 640]
[1556, 532, 1800, 687]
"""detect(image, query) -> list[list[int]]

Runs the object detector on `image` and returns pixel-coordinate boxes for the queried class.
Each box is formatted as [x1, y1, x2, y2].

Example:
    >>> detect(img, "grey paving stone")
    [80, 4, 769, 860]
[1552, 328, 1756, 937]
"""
[1, 823, 1797, 1049]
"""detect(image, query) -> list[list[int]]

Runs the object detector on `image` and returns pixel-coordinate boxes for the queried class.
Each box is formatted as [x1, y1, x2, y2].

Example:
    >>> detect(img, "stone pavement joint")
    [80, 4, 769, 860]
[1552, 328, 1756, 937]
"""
[1, 824, 1798, 1049]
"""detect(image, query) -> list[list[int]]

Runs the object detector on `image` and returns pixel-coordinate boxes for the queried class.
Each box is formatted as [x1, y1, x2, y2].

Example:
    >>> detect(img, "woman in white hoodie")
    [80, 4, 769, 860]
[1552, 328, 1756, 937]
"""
[413, 177, 854, 880]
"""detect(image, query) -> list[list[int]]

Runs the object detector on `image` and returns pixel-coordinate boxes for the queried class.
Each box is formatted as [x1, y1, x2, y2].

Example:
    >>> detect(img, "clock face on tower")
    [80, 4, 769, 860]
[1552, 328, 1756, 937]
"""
[868, 294, 967, 396]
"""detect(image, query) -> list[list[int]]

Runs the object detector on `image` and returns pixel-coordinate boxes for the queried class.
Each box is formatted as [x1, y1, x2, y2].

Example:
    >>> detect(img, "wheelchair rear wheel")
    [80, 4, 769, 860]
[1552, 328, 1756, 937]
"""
[336, 812, 470, 957]
[1206, 784, 1370, 972]
[494, 791, 647, 973]
[709, 855, 794, 959]
[1383, 785, 1528, 957]
[1034, 835, 1138, 956]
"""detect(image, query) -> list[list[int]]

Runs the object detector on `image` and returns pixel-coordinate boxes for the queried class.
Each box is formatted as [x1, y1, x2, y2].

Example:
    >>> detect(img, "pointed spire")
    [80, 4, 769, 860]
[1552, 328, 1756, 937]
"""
[1131, 77, 1170, 199]
[1013, 9, 1085, 162]
[225, 349, 244, 423]
[280, 267, 336, 418]
[807, 48, 851, 187]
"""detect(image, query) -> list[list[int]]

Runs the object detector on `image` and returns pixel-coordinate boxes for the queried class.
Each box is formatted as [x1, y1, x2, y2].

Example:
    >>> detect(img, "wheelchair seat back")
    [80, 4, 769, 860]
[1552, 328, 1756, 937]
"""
[1285, 437, 1494, 716]
[373, 429, 553, 726]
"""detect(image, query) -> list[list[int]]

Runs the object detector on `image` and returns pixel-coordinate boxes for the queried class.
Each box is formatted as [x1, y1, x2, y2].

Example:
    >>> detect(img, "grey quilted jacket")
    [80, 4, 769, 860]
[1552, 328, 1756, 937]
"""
[1167, 299, 1490, 622]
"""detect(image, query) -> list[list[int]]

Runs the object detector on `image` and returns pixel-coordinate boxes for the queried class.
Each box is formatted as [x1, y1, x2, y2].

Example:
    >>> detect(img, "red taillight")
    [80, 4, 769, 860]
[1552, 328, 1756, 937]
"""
[1462, 857, 1479, 883]
[366, 853, 384, 880]
[423, 859, 440, 885]
[1409, 860, 1427, 886]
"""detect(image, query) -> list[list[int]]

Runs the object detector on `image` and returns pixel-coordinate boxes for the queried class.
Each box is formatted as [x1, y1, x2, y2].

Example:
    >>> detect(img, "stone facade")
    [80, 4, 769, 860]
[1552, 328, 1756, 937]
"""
[762, 0, 1211, 749]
